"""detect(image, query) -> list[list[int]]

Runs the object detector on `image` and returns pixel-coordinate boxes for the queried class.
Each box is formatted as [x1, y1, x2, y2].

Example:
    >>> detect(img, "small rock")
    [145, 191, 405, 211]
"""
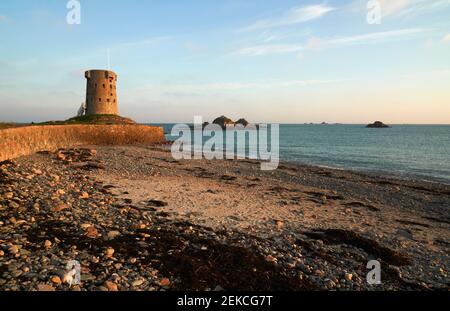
[345, 273, 353, 282]
[79, 192, 89, 199]
[56, 153, 66, 161]
[50, 174, 60, 182]
[55, 189, 65, 196]
[132, 279, 145, 287]
[54, 203, 70, 212]
[85, 226, 99, 238]
[159, 278, 171, 287]
[44, 240, 52, 249]
[4, 192, 14, 199]
[106, 231, 120, 241]
[51, 276, 62, 284]
[8, 201, 20, 209]
[8, 245, 19, 255]
[105, 281, 119, 291]
[105, 247, 115, 257]
[265, 255, 277, 263]
[32, 168, 43, 175]
[275, 220, 284, 230]
[37, 284, 55, 291]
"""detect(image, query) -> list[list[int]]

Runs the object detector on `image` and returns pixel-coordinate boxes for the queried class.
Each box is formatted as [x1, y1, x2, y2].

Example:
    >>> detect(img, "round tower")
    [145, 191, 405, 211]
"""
[85, 70, 118, 115]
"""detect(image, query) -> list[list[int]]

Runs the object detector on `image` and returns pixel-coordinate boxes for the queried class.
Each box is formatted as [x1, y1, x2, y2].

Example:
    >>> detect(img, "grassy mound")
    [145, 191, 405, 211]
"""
[40, 115, 136, 125]
[0, 123, 27, 130]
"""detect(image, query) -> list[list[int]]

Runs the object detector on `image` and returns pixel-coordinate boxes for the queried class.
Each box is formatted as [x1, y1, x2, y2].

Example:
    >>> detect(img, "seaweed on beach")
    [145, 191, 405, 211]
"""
[304, 229, 412, 266]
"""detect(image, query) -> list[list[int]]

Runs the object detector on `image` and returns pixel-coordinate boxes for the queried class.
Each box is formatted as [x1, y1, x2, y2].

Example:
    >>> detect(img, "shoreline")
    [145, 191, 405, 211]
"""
[1, 145, 449, 291]
[284, 160, 450, 186]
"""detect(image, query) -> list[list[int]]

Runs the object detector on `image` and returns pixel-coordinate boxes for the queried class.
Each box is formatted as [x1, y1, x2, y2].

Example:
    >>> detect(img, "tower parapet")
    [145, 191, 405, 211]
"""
[85, 70, 118, 115]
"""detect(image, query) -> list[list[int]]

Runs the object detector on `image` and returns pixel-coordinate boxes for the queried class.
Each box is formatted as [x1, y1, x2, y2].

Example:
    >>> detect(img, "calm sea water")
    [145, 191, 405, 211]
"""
[153, 124, 450, 183]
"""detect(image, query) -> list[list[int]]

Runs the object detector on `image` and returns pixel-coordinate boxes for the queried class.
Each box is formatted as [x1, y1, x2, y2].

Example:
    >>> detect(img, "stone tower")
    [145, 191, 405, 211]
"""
[85, 70, 118, 115]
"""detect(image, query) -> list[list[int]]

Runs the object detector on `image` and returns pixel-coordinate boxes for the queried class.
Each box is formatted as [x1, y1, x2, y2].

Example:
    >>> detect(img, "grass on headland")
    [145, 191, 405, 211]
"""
[1, 115, 136, 130]
[0, 123, 27, 130]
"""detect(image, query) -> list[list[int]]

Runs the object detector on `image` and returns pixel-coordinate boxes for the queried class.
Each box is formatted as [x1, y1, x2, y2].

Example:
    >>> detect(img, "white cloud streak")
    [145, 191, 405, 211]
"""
[375, 0, 450, 17]
[235, 44, 304, 56]
[442, 33, 450, 43]
[133, 79, 338, 94]
[241, 4, 334, 31]
[235, 28, 426, 56]
[326, 28, 426, 45]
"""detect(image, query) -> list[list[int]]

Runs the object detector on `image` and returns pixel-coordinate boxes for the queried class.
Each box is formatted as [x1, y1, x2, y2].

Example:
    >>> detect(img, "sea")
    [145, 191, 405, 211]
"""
[152, 124, 450, 184]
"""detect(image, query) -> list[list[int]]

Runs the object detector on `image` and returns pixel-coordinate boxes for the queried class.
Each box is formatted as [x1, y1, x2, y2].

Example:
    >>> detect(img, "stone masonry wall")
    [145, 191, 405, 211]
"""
[0, 125, 166, 162]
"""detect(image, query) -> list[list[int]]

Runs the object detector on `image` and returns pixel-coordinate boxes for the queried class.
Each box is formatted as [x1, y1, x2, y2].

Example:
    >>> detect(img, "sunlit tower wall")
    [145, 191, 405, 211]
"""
[85, 70, 118, 115]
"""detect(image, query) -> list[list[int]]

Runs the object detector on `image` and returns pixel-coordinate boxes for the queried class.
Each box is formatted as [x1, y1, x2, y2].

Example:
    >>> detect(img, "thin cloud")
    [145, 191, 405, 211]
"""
[378, 0, 412, 16]
[326, 28, 426, 45]
[134, 80, 339, 94]
[235, 44, 303, 56]
[442, 33, 450, 43]
[235, 28, 426, 56]
[0, 15, 7, 22]
[241, 4, 335, 31]
[113, 36, 171, 49]
[398, 0, 450, 17]
[378, 0, 450, 18]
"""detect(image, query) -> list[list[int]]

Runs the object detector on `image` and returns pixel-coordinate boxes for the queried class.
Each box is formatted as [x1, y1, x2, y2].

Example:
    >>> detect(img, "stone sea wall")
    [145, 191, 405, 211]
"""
[0, 124, 166, 162]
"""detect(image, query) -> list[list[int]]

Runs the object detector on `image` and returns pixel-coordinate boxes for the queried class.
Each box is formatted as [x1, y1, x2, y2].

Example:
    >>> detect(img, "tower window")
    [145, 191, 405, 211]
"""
[103, 84, 105, 88]
[99, 98, 101, 102]
[107, 98, 110, 102]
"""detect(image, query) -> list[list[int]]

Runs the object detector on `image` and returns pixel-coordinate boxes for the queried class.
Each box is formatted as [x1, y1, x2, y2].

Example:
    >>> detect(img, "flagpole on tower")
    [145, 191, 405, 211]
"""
[107, 48, 111, 70]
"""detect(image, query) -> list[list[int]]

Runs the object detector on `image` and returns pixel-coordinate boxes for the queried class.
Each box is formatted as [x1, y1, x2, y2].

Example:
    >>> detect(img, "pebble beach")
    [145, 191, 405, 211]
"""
[0, 145, 449, 291]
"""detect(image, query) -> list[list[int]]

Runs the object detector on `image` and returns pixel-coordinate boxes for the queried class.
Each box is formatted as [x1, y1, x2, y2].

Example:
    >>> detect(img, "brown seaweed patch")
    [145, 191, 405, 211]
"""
[304, 229, 411, 266]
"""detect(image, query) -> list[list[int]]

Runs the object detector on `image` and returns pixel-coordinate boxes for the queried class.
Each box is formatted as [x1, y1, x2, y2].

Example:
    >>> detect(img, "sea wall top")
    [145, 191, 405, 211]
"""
[0, 124, 165, 162]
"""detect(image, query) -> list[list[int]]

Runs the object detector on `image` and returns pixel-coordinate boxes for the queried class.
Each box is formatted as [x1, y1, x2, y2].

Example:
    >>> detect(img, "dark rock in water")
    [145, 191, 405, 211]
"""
[213, 116, 235, 128]
[235, 118, 249, 127]
[367, 121, 390, 128]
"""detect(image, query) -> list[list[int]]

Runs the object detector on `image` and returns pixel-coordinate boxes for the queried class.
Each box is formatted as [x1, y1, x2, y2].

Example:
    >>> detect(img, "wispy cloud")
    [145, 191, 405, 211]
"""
[235, 44, 303, 56]
[114, 36, 171, 49]
[0, 15, 7, 22]
[325, 28, 426, 45]
[395, 0, 450, 17]
[373, 0, 450, 17]
[134, 79, 339, 94]
[378, 0, 412, 16]
[442, 33, 450, 43]
[241, 4, 335, 31]
[235, 28, 426, 56]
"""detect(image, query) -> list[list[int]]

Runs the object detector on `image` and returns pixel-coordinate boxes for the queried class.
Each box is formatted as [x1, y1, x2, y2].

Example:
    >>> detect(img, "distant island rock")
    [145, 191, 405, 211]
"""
[235, 118, 250, 127]
[367, 121, 390, 128]
[211, 116, 251, 128]
[213, 116, 235, 128]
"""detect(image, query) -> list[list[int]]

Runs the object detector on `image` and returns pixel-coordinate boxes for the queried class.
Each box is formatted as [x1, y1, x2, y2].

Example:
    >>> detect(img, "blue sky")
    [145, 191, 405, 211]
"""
[0, 0, 449, 123]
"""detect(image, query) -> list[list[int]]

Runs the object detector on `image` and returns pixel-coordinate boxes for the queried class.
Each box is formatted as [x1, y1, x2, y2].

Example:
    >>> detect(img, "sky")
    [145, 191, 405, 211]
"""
[0, 0, 449, 124]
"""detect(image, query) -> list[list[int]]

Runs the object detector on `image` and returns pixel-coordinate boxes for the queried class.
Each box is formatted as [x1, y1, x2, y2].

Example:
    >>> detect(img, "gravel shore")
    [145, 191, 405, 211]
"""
[0, 145, 449, 291]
